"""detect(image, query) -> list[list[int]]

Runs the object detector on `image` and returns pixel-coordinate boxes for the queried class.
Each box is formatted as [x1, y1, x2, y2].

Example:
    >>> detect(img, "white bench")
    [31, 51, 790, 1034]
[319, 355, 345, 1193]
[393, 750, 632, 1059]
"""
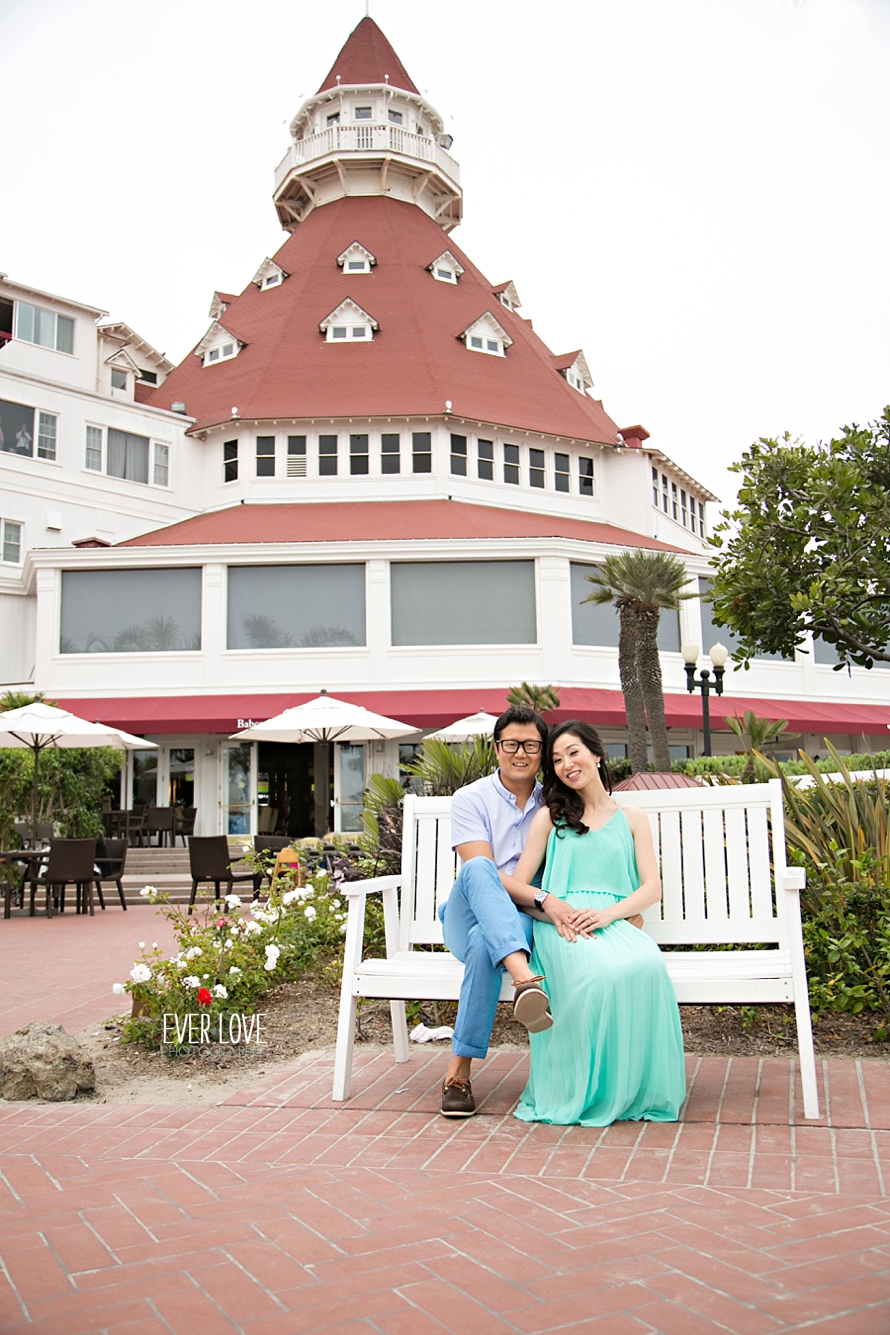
[334, 779, 819, 1118]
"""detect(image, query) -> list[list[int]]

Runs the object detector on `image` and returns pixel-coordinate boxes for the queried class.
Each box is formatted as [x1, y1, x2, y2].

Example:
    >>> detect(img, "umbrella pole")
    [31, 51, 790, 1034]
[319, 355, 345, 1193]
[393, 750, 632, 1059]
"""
[31, 742, 41, 840]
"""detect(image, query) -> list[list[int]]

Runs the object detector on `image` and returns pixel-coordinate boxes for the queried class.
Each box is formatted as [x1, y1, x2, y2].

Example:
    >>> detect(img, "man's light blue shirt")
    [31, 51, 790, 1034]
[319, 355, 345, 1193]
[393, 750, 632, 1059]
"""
[450, 770, 543, 875]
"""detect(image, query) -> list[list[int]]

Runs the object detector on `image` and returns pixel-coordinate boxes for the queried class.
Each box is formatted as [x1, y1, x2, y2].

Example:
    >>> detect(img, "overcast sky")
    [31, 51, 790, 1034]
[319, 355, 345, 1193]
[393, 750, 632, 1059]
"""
[2, 0, 888, 505]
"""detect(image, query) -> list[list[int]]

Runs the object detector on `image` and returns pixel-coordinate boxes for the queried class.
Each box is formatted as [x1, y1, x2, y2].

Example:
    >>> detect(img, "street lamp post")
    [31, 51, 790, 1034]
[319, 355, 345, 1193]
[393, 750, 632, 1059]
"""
[681, 642, 729, 757]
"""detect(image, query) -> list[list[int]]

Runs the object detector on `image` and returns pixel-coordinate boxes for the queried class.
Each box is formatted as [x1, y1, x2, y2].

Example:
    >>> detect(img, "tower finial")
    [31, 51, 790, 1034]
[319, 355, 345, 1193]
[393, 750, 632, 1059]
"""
[365, 1, 370, 15]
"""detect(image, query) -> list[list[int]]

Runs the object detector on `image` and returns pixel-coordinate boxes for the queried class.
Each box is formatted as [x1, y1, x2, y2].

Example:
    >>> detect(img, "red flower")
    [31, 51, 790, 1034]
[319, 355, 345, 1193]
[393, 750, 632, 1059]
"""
[197, 988, 212, 1006]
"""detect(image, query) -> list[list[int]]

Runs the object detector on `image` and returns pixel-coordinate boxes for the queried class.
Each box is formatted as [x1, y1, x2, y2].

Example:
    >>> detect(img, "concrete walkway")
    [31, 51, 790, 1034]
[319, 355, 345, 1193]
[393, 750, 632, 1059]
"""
[1, 905, 889, 1332]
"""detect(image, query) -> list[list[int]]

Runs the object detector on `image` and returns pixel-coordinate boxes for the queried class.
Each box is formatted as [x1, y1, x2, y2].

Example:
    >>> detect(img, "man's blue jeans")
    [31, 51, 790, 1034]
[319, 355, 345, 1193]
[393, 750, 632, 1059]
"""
[438, 857, 534, 1059]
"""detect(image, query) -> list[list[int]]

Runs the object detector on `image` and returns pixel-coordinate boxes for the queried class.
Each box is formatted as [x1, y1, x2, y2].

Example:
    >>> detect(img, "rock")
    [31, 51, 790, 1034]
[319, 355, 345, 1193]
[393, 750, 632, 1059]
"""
[0, 1021, 95, 1101]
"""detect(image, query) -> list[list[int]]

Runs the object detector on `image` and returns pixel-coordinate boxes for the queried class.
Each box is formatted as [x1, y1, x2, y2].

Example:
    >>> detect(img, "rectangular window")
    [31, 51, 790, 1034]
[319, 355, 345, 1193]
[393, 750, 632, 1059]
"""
[227, 564, 366, 648]
[350, 433, 369, 475]
[412, 431, 431, 473]
[16, 302, 74, 354]
[391, 561, 536, 645]
[223, 439, 238, 483]
[351, 325, 367, 337]
[0, 398, 35, 456]
[107, 428, 148, 483]
[319, 434, 338, 475]
[85, 424, 102, 471]
[60, 568, 202, 653]
[381, 432, 400, 474]
[139, 369, 158, 386]
[504, 443, 520, 485]
[153, 442, 169, 487]
[37, 412, 57, 461]
[256, 435, 276, 477]
[671, 481, 678, 520]
[661, 473, 669, 512]
[1, 519, 22, 564]
[110, 367, 127, 391]
[652, 466, 660, 506]
[477, 438, 494, 481]
[287, 435, 307, 478]
[354, 105, 372, 119]
[555, 452, 570, 493]
[529, 447, 545, 488]
[579, 457, 594, 496]
[680, 488, 688, 527]
[698, 500, 705, 536]
[387, 109, 403, 125]
[326, 112, 340, 126]
[450, 433, 467, 476]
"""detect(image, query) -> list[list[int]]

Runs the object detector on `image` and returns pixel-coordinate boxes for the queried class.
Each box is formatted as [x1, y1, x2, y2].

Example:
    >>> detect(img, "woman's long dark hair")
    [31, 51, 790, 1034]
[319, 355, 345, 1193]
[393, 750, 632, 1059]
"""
[542, 721, 613, 835]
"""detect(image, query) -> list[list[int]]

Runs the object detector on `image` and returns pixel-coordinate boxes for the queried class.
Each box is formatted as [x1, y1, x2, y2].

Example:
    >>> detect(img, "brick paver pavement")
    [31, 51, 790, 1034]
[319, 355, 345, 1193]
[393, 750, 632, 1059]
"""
[2, 907, 890, 1331]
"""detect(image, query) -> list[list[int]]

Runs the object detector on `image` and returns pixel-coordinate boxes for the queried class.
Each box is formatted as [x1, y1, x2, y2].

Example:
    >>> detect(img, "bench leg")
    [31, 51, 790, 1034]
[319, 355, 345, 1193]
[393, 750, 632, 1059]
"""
[795, 991, 820, 1119]
[333, 989, 357, 1102]
[390, 1002, 410, 1064]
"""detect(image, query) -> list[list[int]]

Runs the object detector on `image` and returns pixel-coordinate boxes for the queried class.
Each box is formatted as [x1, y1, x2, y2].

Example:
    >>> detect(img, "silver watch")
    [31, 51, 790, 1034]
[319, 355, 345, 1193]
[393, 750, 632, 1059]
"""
[533, 889, 549, 911]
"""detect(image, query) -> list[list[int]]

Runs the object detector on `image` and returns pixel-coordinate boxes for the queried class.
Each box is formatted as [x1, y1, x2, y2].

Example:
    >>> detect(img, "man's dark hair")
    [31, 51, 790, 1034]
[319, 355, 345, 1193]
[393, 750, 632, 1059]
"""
[493, 705, 548, 746]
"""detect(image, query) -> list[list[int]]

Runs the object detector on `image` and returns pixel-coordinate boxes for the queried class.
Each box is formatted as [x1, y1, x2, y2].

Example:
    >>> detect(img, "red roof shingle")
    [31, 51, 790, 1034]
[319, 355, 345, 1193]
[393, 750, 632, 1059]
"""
[317, 17, 419, 95]
[146, 196, 622, 444]
[119, 499, 689, 551]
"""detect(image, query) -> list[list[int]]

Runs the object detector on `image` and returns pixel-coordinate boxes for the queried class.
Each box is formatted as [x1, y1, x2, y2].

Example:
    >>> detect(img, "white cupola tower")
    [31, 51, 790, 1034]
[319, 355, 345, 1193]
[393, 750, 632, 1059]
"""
[273, 17, 462, 233]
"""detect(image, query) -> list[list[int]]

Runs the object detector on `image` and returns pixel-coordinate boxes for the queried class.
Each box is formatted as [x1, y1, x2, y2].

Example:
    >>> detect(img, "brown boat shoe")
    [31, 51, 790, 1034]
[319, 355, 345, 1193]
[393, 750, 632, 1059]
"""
[441, 1076, 475, 1118]
[513, 976, 553, 1033]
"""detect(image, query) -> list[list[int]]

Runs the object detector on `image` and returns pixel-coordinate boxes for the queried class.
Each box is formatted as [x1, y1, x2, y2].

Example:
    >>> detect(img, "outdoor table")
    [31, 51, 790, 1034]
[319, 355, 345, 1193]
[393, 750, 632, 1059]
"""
[1, 849, 48, 918]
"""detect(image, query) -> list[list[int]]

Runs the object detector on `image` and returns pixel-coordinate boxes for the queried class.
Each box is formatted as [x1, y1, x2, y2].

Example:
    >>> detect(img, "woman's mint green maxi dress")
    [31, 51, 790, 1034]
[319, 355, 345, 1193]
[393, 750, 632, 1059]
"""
[515, 809, 686, 1126]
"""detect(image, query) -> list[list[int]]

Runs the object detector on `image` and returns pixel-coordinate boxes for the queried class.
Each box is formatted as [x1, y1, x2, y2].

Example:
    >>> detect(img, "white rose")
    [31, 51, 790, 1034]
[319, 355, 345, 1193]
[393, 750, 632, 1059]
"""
[331, 899, 342, 909]
[241, 844, 251, 853]
[339, 922, 348, 933]
[229, 966, 241, 976]
[315, 869, 328, 878]
[282, 889, 300, 906]
[304, 905, 317, 921]
[213, 985, 228, 1000]
[138, 941, 145, 949]
[139, 887, 152, 898]
[302, 887, 314, 899]
[243, 921, 262, 936]
[130, 963, 151, 984]
[186, 946, 202, 959]
[264, 958, 277, 971]
[264, 943, 280, 958]
[225, 894, 241, 909]
[183, 975, 200, 988]
[112, 983, 125, 995]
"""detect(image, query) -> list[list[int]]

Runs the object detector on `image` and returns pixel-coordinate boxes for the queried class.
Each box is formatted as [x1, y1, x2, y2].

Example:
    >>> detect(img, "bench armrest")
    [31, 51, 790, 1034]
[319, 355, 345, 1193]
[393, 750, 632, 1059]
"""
[340, 875, 402, 899]
[782, 867, 806, 894]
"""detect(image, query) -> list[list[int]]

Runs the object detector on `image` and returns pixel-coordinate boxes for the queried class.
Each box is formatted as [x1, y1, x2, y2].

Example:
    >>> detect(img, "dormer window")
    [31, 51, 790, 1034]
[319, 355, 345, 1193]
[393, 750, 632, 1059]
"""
[196, 322, 243, 367]
[428, 250, 464, 285]
[494, 281, 522, 312]
[337, 241, 376, 274]
[251, 258, 289, 291]
[461, 311, 513, 358]
[320, 298, 378, 343]
[556, 350, 593, 395]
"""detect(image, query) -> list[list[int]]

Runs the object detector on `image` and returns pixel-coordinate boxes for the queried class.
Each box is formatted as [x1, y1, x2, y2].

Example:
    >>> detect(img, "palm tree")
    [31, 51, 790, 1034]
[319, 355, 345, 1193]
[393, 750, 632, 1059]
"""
[726, 710, 798, 784]
[582, 551, 696, 772]
[506, 682, 561, 713]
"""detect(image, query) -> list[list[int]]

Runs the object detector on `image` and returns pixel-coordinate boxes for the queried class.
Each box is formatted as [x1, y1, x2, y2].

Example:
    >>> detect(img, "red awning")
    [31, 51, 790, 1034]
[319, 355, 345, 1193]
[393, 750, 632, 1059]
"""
[53, 689, 890, 738]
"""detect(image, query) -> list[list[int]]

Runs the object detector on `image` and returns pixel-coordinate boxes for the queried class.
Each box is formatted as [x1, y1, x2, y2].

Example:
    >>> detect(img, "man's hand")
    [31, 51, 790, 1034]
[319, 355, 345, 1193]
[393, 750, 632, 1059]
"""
[628, 914, 644, 930]
[543, 896, 591, 942]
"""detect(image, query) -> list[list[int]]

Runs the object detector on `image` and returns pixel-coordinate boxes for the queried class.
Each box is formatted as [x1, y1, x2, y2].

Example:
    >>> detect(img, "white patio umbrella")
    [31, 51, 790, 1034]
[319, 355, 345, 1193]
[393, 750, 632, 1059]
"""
[0, 702, 157, 835]
[229, 690, 418, 743]
[426, 709, 499, 742]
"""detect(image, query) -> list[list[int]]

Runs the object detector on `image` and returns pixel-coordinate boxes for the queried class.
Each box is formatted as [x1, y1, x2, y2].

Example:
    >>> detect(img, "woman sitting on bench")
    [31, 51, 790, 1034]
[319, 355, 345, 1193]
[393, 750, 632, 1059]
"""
[511, 721, 686, 1126]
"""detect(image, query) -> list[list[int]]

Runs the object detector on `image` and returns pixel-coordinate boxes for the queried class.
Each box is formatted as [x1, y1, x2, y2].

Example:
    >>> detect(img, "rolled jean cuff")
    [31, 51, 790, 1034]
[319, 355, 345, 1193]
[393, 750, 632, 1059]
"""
[451, 1036, 492, 1060]
[491, 935, 532, 971]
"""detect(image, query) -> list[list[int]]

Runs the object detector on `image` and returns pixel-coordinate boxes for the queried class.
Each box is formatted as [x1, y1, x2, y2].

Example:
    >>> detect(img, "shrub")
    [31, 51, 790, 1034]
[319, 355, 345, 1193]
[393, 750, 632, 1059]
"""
[803, 878, 890, 1025]
[403, 735, 496, 795]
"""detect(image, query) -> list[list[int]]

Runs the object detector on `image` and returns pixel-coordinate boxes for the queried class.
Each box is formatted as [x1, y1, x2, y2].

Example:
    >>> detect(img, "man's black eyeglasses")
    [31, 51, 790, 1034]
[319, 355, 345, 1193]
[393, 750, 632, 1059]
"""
[496, 739, 543, 755]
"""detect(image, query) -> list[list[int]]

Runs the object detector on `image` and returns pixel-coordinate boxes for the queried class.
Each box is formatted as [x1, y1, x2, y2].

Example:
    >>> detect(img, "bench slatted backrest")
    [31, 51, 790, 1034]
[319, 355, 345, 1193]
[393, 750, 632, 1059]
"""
[400, 781, 791, 953]
[400, 794, 456, 949]
[613, 779, 788, 947]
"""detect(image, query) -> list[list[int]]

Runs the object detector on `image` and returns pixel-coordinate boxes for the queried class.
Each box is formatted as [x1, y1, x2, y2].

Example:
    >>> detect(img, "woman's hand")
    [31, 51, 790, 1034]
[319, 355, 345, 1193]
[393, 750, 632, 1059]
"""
[543, 896, 592, 942]
[568, 905, 617, 934]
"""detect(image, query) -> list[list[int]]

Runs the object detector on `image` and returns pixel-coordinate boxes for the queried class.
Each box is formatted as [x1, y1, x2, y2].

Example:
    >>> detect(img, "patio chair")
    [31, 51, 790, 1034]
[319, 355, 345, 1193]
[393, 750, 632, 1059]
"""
[32, 838, 98, 917]
[145, 807, 175, 848]
[251, 835, 294, 899]
[173, 805, 197, 847]
[126, 802, 147, 847]
[94, 838, 128, 910]
[187, 836, 254, 914]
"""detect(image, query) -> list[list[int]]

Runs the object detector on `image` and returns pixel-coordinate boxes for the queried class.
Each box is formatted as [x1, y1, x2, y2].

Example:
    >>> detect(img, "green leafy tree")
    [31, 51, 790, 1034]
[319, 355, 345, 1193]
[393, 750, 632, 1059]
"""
[725, 710, 798, 784]
[506, 682, 560, 713]
[708, 409, 890, 668]
[0, 690, 47, 710]
[403, 736, 496, 796]
[582, 551, 696, 773]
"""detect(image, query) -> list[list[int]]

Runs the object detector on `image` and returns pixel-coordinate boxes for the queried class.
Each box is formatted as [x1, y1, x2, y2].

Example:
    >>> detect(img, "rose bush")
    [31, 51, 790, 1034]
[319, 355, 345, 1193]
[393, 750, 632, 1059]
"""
[115, 859, 359, 1048]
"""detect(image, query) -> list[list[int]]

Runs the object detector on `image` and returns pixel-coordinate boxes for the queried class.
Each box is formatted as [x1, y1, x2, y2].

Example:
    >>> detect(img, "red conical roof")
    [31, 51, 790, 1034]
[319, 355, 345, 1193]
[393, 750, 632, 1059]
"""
[317, 17, 419, 95]
[147, 195, 621, 445]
